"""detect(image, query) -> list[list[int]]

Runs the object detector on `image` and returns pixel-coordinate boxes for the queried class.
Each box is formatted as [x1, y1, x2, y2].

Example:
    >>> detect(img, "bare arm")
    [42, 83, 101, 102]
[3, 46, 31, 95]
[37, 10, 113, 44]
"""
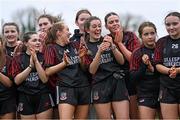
[156, 64, 170, 75]
[34, 60, 48, 83]
[45, 62, 66, 77]
[89, 50, 101, 75]
[111, 44, 124, 65]
[117, 42, 132, 62]
[0, 72, 13, 87]
[89, 42, 110, 74]
[14, 66, 32, 85]
[15, 54, 34, 85]
[45, 52, 69, 77]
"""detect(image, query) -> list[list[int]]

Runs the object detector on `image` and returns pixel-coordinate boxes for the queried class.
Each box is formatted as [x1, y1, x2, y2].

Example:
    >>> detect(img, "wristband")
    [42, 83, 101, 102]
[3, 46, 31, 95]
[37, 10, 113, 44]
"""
[28, 64, 33, 69]
[111, 44, 117, 50]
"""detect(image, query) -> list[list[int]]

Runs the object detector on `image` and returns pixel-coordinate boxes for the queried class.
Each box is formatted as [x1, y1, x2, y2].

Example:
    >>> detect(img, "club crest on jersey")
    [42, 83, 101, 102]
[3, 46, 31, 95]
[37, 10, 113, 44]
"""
[93, 91, 99, 100]
[60, 92, 67, 100]
[17, 103, 24, 112]
[172, 44, 178, 49]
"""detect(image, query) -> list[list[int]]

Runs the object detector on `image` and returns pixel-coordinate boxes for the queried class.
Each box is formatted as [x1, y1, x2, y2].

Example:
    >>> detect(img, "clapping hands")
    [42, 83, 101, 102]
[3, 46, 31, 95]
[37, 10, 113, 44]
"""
[142, 54, 154, 72]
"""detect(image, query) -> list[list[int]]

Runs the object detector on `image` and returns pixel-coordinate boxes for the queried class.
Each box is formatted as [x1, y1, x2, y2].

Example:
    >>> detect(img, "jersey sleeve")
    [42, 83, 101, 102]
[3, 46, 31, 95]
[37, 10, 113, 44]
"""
[11, 55, 22, 78]
[44, 45, 57, 68]
[130, 48, 147, 85]
[154, 38, 165, 65]
[125, 31, 141, 52]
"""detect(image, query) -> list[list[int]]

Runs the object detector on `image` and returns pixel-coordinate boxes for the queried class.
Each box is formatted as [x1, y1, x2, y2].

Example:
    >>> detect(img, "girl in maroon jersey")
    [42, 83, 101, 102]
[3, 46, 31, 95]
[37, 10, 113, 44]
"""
[2, 22, 22, 57]
[37, 14, 60, 52]
[11, 32, 53, 119]
[44, 22, 91, 119]
[104, 12, 140, 119]
[154, 11, 180, 119]
[130, 21, 160, 119]
[0, 36, 16, 119]
[70, 9, 92, 49]
[37, 14, 60, 119]
[84, 16, 129, 119]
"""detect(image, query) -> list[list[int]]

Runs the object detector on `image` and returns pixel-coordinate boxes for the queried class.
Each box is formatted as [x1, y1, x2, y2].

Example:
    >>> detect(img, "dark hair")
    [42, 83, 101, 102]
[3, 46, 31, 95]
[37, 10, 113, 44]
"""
[165, 11, 180, 23]
[23, 31, 37, 43]
[38, 14, 60, 24]
[138, 21, 157, 38]
[2, 22, 20, 34]
[84, 16, 101, 31]
[75, 9, 92, 22]
[84, 16, 101, 42]
[104, 12, 119, 25]
[46, 22, 65, 44]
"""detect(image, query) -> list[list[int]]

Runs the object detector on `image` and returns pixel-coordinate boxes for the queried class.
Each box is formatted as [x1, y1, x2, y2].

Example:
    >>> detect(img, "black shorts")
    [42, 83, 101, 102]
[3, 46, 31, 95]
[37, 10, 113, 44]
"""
[125, 71, 137, 96]
[138, 97, 160, 109]
[50, 91, 57, 108]
[0, 97, 16, 115]
[159, 85, 180, 104]
[56, 86, 91, 105]
[92, 76, 129, 104]
[17, 92, 54, 115]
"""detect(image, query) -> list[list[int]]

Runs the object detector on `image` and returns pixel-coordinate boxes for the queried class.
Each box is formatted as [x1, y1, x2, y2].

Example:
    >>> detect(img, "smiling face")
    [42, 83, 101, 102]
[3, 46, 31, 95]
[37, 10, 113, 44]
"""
[3, 25, 19, 45]
[87, 19, 102, 41]
[25, 34, 41, 52]
[57, 25, 71, 45]
[165, 15, 180, 39]
[105, 14, 122, 34]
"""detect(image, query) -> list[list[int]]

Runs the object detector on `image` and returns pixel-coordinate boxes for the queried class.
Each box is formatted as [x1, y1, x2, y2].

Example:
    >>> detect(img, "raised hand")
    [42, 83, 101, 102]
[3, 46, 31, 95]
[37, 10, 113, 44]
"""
[29, 55, 35, 69]
[142, 54, 150, 65]
[142, 54, 154, 72]
[103, 35, 113, 45]
[14, 41, 23, 56]
[63, 51, 71, 66]
[79, 41, 88, 58]
[114, 29, 123, 44]
[38, 31, 47, 43]
[98, 41, 111, 53]
[29, 47, 38, 63]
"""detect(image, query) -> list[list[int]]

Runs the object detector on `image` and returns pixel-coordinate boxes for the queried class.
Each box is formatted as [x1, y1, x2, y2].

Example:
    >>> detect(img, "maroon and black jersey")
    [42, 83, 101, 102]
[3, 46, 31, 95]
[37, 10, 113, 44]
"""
[109, 31, 140, 95]
[43, 44, 59, 92]
[86, 37, 123, 83]
[154, 35, 180, 91]
[5, 46, 16, 57]
[11, 52, 49, 95]
[130, 46, 159, 98]
[69, 29, 83, 50]
[109, 31, 140, 70]
[44, 42, 90, 88]
[0, 55, 15, 101]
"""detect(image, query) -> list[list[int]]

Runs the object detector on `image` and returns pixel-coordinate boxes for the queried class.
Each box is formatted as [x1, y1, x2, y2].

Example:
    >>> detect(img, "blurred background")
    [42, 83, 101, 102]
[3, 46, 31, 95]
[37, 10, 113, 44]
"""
[0, 0, 179, 38]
